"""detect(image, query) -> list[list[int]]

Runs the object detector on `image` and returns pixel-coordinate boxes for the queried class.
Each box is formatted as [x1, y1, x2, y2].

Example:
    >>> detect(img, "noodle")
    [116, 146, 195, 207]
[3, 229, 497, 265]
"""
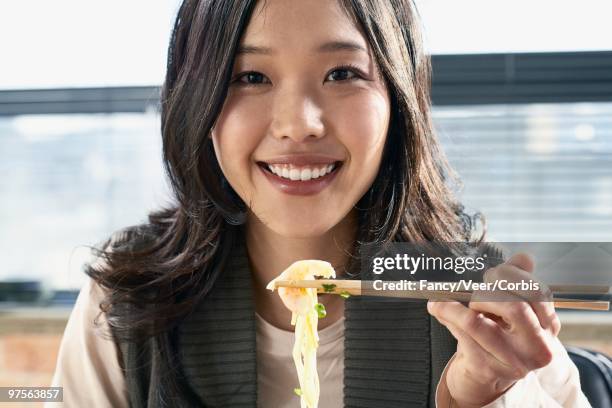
[266, 260, 336, 408]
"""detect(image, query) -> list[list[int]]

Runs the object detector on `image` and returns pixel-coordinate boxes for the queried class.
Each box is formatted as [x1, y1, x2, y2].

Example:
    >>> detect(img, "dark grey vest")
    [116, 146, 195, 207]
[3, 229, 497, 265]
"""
[118, 238, 457, 408]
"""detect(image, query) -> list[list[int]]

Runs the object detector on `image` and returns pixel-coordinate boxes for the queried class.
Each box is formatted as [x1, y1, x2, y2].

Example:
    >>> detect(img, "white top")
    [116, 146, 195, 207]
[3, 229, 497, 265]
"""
[255, 312, 344, 407]
[47, 277, 592, 407]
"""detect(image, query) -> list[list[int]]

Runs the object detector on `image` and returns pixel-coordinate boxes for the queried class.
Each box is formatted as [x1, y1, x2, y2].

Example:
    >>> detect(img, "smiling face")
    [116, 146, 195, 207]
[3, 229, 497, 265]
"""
[211, 0, 391, 238]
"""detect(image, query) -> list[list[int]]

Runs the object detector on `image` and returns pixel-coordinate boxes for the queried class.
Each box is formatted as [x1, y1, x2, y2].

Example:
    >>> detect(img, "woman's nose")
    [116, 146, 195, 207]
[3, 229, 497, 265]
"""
[269, 91, 325, 142]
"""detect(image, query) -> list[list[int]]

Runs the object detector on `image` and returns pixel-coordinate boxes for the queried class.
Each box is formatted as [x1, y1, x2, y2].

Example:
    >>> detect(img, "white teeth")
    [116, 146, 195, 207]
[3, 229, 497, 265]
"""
[300, 169, 312, 181]
[266, 163, 337, 181]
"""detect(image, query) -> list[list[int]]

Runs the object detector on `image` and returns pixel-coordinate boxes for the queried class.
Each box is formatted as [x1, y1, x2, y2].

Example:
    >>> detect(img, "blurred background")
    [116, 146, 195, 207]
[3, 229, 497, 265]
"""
[1, 0, 611, 403]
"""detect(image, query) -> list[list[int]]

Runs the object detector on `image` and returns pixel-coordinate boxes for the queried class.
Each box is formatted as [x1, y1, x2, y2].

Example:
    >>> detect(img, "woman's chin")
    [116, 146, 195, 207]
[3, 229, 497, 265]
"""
[248, 206, 352, 239]
[268, 219, 337, 240]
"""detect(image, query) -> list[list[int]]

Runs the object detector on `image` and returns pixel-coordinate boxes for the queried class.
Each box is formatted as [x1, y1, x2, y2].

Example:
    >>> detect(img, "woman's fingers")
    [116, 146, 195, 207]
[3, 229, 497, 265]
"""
[483, 262, 561, 335]
[425, 252, 561, 399]
[467, 295, 554, 370]
[470, 289, 544, 335]
[433, 309, 519, 381]
[428, 300, 528, 377]
[505, 252, 535, 273]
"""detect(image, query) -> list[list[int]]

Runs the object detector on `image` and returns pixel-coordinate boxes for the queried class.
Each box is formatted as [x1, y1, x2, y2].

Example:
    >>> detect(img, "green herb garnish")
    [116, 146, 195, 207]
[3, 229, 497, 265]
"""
[314, 303, 327, 318]
[294, 388, 303, 396]
[322, 283, 337, 293]
[340, 291, 351, 299]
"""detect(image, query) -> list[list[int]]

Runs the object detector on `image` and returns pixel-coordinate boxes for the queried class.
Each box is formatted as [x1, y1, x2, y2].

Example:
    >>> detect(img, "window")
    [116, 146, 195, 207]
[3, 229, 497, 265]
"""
[435, 102, 612, 242]
[0, 112, 168, 290]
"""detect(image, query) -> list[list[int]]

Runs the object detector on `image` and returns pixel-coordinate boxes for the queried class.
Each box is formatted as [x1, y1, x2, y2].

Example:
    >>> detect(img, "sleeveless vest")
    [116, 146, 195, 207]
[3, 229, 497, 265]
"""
[117, 237, 459, 407]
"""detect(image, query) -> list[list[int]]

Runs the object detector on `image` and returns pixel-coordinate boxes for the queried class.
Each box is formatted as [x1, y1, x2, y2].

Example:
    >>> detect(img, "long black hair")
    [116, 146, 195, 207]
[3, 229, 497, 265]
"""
[87, 0, 484, 403]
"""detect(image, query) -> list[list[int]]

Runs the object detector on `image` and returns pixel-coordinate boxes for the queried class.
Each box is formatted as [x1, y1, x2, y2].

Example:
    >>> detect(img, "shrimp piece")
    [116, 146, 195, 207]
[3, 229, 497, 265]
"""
[266, 260, 336, 315]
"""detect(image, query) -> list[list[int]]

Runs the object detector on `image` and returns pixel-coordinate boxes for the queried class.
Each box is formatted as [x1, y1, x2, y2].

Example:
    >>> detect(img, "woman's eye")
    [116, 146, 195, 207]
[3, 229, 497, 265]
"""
[235, 71, 270, 85]
[233, 67, 364, 86]
[326, 67, 359, 82]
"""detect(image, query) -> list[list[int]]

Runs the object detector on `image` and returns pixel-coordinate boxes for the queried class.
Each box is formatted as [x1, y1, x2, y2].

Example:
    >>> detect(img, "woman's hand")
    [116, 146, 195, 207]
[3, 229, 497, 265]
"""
[427, 253, 562, 408]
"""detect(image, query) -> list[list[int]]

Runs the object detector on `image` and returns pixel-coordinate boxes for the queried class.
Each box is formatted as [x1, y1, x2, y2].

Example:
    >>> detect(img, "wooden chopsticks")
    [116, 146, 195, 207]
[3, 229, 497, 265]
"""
[271, 279, 611, 311]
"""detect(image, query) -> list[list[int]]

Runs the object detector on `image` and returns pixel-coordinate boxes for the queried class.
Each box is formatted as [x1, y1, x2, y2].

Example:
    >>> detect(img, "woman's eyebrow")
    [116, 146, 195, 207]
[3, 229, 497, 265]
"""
[236, 40, 368, 56]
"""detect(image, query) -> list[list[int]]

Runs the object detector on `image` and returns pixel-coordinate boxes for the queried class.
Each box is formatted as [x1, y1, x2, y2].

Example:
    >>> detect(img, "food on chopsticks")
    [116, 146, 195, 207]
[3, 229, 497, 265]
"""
[266, 260, 336, 408]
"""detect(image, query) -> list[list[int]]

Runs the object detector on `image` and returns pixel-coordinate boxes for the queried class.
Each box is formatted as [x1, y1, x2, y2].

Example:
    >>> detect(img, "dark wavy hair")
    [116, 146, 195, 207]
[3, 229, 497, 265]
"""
[87, 0, 484, 403]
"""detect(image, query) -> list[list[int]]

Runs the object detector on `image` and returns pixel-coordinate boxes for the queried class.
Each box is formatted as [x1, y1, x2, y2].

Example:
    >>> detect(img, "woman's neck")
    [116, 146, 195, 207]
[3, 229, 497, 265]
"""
[246, 211, 357, 331]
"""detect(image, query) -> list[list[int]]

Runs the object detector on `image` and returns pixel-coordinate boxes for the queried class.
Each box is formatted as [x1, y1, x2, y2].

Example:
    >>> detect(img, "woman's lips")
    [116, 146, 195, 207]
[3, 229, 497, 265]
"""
[257, 161, 342, 196]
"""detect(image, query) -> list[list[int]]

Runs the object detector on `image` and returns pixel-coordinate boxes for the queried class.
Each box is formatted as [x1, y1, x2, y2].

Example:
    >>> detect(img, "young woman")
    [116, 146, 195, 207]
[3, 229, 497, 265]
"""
[51, 0, 591, 407]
